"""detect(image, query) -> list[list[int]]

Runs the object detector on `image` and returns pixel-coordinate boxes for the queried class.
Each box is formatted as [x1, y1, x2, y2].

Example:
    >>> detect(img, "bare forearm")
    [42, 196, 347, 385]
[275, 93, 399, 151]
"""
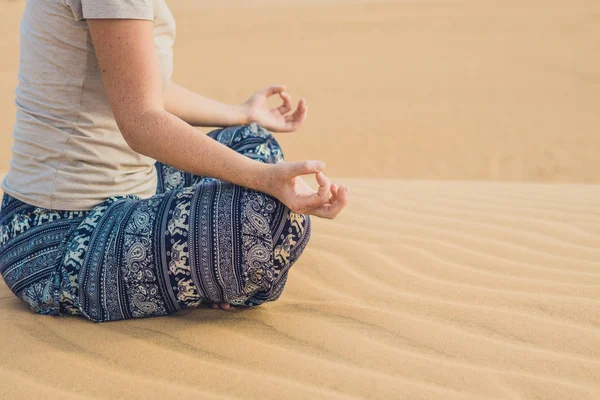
[124, 109, 271, 192]
[163, 82, 247, 127]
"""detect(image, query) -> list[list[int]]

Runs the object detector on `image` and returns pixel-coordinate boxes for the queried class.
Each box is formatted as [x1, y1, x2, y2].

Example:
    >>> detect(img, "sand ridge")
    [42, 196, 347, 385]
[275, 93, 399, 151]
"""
[1, 179, 599, 399]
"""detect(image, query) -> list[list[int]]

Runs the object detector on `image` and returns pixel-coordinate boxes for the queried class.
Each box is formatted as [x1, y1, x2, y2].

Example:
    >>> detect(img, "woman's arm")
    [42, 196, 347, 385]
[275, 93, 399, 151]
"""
[163, 82, 247, 127]
[88, 18, 348, 218]
[164, 81, 308, 133]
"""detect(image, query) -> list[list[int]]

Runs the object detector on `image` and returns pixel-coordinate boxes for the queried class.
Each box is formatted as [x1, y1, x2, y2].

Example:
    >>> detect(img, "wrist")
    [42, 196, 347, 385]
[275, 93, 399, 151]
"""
[250, 162, 278, 197]
[235, 103, 252, 126]
[226, 103, 250, 126]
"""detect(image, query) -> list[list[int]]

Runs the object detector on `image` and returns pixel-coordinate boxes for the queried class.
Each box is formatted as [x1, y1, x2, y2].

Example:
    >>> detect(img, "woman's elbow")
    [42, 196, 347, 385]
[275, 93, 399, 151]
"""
[115, 109, 164, 155]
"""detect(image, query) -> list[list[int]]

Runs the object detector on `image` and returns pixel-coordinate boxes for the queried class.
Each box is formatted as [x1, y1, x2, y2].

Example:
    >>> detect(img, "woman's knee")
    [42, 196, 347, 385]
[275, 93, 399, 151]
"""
[273, 206, 312, 271]
[208, 123, 285, 164]
[245, 123, 285, 164]
[251, 207, 311, 305]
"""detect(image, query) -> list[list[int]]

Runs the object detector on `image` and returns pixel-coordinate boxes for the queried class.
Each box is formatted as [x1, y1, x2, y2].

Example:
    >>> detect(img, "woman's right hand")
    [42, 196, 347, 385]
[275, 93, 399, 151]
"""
[263, 161, 349, 219]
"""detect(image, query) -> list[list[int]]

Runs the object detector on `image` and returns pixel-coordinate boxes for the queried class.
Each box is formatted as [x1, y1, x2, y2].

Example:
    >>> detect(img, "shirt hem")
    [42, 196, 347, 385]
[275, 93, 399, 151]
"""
[1, 186, 98, 211]
[1, 171, 158, 212]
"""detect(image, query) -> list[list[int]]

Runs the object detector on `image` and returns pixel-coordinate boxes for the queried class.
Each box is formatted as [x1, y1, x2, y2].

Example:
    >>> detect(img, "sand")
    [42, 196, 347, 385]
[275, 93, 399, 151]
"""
[1, 179, 599, 399]
[1, 0, 599, 399]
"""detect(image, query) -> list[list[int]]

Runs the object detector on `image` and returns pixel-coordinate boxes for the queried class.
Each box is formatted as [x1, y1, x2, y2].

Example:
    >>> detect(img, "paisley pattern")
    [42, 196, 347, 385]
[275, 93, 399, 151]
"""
[0, 124, 311, 322]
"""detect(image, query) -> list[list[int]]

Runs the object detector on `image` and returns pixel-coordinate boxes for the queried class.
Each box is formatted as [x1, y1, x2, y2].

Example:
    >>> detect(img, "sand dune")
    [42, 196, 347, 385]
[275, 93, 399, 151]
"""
[1, 179, 599, 399]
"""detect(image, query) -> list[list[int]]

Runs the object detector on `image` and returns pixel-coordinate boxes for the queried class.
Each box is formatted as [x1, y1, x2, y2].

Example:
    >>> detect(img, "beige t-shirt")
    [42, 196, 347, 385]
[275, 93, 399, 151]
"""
[1, 0, 176, 210]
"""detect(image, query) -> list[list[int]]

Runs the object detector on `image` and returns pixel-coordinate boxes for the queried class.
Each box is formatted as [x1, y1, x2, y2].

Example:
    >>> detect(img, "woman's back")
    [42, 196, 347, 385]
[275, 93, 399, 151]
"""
[2, 0, 176, 211]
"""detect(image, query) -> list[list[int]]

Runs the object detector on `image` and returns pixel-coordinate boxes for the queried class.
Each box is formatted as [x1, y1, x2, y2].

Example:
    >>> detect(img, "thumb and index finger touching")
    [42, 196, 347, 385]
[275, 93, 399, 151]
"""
[261, 85, 286, 97]
[261, 85, 303, 113]
[286, 160, 326, 177]
[284, 160, 332, 209]
[284, 160, 350, 215]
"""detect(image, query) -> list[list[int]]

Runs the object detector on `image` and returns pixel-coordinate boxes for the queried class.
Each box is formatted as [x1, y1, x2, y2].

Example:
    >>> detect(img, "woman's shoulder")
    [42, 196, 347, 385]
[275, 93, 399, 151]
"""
[63, 0, 156, 23]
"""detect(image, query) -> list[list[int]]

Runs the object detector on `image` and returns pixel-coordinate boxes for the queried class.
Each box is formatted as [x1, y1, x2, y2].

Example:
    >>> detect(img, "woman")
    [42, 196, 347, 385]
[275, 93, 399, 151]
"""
[0, 0, 348, 322]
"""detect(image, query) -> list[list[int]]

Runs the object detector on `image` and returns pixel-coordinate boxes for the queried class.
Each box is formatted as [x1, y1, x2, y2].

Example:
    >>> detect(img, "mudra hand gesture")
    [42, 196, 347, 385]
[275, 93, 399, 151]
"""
[243, 85, 307, 133]
[243, 86, 349, 219]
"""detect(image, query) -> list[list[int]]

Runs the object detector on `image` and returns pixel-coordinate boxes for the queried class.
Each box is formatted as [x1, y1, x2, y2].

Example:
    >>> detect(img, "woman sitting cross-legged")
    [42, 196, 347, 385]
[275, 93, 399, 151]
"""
[0, 0, 348, 322]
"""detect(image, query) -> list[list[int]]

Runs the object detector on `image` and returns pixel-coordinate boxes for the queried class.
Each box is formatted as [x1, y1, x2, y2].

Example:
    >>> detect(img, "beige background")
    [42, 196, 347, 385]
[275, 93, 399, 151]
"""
[0, 1, 599, 399]
[1, 0, 599, 181]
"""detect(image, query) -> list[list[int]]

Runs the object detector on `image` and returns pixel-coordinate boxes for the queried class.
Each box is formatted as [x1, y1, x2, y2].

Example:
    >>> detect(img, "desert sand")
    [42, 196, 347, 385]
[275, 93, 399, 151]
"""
[1, 0, 599, 399]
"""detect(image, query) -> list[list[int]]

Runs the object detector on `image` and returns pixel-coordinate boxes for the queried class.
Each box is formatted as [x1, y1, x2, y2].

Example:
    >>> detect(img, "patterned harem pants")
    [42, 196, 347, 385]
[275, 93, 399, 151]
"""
[0, 124, 312, 322]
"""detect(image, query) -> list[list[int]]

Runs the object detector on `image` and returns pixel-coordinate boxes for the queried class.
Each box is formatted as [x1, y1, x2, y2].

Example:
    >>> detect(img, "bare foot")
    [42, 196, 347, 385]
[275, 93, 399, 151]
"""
[210, 302, 233, 311]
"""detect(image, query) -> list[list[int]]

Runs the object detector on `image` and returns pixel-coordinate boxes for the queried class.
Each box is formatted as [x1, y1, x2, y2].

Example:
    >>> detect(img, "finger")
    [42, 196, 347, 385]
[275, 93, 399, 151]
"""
[295, 172, 331, 211]
[288, 160, 326, 177]
[261, 85, 286, 97]
[296, 98, 307, 115]
[298, 97, 307, 113]
[284, 98, 306, 121]
[291, 98, 308, 128]
[315, 171, 331, 200]
[330, 183, 338, 200]
[274, 91, 292, 115]
[283, 98, 308, 130]
[313, 184, 347, 217]
[308, 185, 349, 219]
[299, 192, 330, 211]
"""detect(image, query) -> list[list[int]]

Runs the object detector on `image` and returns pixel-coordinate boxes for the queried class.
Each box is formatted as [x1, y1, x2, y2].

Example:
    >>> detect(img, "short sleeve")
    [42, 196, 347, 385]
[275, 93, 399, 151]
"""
[66, 0, 154, 21]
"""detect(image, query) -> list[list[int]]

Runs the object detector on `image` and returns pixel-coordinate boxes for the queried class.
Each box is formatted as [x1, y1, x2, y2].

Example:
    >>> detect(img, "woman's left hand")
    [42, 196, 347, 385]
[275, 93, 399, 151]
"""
[243, 85, 307, 133]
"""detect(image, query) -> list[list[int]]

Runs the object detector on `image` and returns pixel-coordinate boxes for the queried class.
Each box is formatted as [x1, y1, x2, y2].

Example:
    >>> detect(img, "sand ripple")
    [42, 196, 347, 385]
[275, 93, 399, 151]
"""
[1, 179, 599, 399]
